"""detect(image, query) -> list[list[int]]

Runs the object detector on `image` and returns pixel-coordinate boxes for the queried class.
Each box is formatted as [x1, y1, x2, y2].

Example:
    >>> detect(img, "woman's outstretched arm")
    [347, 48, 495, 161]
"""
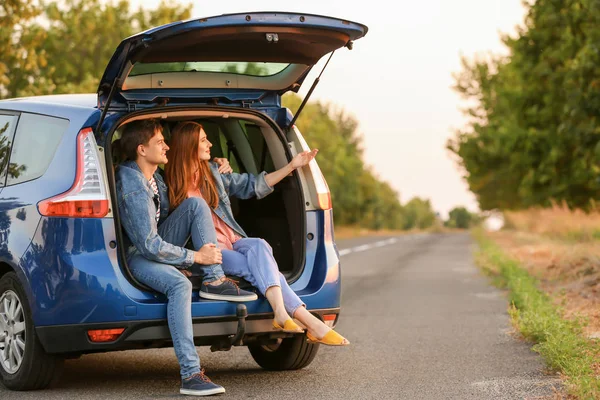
[265, 149, 318, 187]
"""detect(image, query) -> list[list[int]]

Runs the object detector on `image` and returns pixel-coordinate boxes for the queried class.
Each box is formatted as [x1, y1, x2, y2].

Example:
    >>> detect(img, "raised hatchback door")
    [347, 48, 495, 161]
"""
[97, 12, 368, 109]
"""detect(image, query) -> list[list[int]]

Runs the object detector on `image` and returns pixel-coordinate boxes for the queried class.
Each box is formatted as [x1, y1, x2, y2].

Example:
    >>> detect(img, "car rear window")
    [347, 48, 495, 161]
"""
[129, 61, 290, 77]
[0, 113, 19, 187]
[6, 113, 69, 186]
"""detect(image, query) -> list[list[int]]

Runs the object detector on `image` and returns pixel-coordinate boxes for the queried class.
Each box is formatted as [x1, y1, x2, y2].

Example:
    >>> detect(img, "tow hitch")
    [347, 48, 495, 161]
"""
[210, 304, 248, 352]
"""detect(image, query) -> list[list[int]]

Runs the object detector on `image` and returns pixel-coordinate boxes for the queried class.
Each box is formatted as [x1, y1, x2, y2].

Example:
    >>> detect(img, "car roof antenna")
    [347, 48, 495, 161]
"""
[288, 51, 335, 131]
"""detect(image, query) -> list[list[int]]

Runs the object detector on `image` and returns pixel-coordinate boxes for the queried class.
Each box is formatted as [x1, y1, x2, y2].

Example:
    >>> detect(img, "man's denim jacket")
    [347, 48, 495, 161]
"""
[115, 160, 273, 267]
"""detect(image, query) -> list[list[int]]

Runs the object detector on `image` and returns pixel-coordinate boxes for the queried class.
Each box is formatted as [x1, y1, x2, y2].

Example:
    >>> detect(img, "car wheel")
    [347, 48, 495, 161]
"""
[0, 272, 64, 390]
[248, 334, 319, 371]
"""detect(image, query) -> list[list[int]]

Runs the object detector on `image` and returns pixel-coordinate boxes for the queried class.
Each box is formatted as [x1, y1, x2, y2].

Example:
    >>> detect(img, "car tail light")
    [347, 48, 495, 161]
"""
[38, 127, 110, 218]
[87, 328, 125, 343]
[323, 314, 337, 328]
[292, 125, 332, 210]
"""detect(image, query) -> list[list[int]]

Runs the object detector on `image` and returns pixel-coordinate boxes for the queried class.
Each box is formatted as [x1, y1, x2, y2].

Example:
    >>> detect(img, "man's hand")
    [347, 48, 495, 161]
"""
[213, 157, 233, 174]
[194, 243, 222, 265]
[290, 149, 318, 170]
[180, 269, 192, 277]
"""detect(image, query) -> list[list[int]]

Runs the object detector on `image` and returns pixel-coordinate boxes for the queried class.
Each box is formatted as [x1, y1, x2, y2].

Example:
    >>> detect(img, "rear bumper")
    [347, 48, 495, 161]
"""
[36, 308, 340, 355]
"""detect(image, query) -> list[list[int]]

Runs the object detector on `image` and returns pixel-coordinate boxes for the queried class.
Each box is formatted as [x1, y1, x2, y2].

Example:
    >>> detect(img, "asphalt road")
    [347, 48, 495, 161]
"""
[1, 233, 562, 399]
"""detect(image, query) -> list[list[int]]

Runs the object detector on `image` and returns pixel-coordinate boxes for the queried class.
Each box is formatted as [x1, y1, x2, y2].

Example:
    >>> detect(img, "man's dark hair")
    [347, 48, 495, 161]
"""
[120, 119, 163, 161]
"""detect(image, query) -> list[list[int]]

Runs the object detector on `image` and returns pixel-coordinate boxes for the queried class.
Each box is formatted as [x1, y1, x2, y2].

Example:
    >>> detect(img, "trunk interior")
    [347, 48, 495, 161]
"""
[107, 109, 305, 293]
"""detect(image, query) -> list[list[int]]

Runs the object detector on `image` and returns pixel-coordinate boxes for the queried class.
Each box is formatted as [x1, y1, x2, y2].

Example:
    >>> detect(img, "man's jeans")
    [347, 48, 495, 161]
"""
[127, 197, 225, 378]
[222, 238, 305, 315]
[159, 197, 225, 282]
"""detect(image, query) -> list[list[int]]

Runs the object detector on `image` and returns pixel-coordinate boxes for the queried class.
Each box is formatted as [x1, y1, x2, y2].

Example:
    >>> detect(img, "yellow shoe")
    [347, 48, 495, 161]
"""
[272, 319, 304, 333]
[306, 330, 349, 346]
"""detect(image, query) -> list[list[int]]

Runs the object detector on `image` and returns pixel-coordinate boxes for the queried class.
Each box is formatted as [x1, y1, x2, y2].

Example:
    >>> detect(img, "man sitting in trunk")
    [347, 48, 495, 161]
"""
[115, 119, 257, 397]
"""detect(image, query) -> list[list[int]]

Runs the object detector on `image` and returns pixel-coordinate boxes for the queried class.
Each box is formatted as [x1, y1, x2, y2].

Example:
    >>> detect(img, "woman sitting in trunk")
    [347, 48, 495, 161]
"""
[164, 121, 349, 346]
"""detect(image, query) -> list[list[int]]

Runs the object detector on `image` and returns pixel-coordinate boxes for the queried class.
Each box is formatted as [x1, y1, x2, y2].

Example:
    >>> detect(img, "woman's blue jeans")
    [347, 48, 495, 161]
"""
[127, 197, 225, 379]
[221, 238, 305, 315]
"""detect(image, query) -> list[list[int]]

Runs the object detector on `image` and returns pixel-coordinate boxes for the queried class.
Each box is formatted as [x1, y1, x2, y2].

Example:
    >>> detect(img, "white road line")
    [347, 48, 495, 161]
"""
[353, 244, 374, 252]
[338, 236, 404, 257]
[338, 248, 354, 256]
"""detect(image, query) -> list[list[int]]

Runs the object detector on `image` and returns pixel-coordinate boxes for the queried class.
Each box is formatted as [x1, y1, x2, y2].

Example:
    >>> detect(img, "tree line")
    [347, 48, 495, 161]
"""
[449, 0, 600, 212]
[1, 0, 441, 230]
[283, 94, 438, 230]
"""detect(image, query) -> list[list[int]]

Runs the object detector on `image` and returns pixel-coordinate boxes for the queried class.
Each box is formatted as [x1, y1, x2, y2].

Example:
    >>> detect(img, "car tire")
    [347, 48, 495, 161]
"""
[248, 334, 319, 371]
[0, 272, 64, 390]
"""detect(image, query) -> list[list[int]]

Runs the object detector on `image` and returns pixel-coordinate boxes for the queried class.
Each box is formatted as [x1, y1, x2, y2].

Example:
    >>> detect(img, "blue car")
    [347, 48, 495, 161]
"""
[0, 12, 367, 390]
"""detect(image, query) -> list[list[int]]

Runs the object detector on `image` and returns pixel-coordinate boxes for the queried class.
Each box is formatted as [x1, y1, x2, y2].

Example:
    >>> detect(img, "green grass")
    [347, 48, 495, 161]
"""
[561, 229, 600, 243]
[474, 231, 600, 399]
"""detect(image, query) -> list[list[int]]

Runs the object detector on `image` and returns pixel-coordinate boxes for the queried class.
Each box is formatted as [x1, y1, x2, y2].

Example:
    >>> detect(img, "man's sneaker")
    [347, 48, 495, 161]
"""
[199, 278, 258, 302]
[180, 370, 225, 396]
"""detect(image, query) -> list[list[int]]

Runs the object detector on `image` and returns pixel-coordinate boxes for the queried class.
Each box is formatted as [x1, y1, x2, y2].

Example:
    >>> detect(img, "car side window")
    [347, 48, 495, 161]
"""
[0, 113, 19, 187]
[6, 113, 69, 186]
[218, 131, 242, 173]
[241, 121, 275, 172]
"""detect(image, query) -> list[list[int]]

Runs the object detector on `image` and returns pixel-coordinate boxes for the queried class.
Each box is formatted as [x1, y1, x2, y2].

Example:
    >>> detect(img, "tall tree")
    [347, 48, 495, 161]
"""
[42, 0, 192, 94]
[449, 0, 600, 211]
[0, 0, 48, 98]
[1, 0, 192, 98]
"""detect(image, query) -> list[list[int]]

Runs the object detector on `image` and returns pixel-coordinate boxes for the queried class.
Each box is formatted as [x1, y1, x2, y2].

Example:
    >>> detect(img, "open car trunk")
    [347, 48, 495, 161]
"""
[107, 107, 305, 291]
[98, 12, 367, 294]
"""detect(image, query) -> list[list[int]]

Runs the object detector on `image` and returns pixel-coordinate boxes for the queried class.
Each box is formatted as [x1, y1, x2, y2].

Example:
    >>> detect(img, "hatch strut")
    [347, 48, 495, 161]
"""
[287, 51, 335, 130]
[95, 42, 133, 136]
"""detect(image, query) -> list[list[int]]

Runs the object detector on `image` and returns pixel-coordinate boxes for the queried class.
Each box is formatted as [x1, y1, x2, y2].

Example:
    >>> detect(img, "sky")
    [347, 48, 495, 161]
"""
[128, 0, 527, 217]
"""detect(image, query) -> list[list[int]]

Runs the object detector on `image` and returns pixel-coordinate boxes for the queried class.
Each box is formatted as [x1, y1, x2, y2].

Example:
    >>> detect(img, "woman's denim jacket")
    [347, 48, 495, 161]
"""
[206, 162, 274, 238]
[115, 160, 273, 267]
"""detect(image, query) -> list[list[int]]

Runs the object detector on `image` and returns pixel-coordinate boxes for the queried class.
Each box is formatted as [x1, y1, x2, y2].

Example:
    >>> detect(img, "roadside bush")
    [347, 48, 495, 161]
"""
[476, 233, 600, 398]
[445, 206, 478, 229]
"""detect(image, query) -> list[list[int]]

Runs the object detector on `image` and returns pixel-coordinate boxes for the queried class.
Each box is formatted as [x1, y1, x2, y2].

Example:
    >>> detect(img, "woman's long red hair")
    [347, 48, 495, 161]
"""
[165, 121, 219, 210]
